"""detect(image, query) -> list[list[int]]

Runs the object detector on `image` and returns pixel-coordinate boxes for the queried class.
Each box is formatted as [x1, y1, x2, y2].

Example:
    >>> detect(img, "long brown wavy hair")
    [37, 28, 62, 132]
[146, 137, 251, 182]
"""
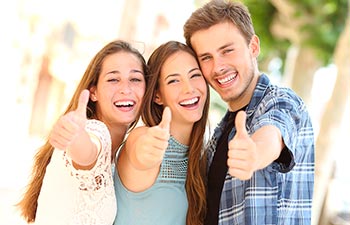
[16, 40, 147, 223]
[144, 41, 209, 225]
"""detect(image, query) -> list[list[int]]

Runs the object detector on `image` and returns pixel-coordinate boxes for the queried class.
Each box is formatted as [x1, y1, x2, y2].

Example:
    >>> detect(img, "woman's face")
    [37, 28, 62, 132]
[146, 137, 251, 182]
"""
[91, 51, 146, 127]
[155, 50, 207, 126]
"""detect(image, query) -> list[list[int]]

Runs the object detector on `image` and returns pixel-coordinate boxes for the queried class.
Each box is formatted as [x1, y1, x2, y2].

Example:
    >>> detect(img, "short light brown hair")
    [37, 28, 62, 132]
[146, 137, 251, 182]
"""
[184, 0, 255, 48]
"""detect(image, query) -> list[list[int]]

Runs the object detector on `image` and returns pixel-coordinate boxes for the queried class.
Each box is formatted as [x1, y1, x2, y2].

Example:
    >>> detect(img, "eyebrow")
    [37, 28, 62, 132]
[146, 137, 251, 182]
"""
[197, 42, 234, 58]
[131, 69, 144, 75]
[106, 69, 144, 75]
[164, 67, 200, 80]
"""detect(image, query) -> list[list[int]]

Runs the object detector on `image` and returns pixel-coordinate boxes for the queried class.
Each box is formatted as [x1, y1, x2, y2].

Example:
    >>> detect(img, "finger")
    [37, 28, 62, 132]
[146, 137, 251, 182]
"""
[158, 107, 171, 131]
[235, 110, 248, 138]
[55, 115, 80, 137]
[228, 167, 252, 181]
[228, 148, 248, 160]
[76, 89, 90, 117]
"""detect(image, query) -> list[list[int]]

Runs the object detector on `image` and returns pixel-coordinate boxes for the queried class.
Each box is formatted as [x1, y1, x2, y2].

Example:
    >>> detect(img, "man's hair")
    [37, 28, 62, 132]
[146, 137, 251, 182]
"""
[184, 0, 255, 48]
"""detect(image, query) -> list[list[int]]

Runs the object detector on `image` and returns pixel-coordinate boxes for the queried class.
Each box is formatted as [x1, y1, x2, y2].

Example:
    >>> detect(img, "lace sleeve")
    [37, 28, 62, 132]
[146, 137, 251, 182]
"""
[63, 119, 113, 191]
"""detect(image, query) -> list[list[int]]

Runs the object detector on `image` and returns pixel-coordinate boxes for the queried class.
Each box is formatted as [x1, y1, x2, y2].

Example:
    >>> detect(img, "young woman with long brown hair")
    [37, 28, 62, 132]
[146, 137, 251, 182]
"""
[114, 41, 209, 225]
[17, 40, 148, 225]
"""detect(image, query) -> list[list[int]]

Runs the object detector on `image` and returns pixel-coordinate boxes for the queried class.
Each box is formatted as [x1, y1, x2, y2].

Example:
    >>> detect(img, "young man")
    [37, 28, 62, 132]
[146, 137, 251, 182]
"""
[184, 0, 315, 224]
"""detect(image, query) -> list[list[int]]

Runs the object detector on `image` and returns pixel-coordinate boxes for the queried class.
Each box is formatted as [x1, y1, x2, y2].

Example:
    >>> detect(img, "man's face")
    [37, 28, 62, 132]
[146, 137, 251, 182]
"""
[190, 21, 260, 111]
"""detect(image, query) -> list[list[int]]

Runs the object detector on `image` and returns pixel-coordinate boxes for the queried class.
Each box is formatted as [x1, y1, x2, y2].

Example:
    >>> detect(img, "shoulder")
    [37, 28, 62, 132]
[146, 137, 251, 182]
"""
[127, 126, 148, 141]
[86, 119, 109, 131]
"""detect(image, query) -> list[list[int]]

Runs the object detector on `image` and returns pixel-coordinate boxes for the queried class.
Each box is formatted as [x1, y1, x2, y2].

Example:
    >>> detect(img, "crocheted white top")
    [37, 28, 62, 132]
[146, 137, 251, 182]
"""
[34, 119, 116, 225]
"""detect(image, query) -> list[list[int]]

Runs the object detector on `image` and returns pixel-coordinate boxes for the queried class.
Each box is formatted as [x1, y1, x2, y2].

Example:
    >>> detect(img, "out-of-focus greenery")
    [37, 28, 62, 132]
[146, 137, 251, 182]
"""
[289, 0, 348, 64]
[243, 0, 290, 67]
[244, 0, 348, 65]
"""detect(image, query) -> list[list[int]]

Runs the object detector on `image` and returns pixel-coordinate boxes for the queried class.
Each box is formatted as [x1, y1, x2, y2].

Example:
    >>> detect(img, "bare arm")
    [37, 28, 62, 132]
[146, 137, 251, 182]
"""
[49, 90, 99, 169]
[117, 107, 171, 192]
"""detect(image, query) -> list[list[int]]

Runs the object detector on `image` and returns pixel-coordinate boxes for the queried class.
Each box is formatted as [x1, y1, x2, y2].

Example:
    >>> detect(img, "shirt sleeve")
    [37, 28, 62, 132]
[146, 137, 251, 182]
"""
[250, 91, 304, 173]
[64, 119, 113, 191]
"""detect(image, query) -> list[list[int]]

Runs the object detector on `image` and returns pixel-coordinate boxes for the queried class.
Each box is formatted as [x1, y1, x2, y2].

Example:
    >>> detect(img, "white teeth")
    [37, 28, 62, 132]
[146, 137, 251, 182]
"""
[218, 74, 236, 84]
[115, 101, 134, 107]
[180, 97, 199, 106]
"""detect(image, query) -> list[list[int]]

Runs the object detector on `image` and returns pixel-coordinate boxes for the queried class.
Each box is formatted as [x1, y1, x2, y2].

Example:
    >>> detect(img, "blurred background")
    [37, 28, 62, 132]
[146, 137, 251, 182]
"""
[0, 0, 349, 224]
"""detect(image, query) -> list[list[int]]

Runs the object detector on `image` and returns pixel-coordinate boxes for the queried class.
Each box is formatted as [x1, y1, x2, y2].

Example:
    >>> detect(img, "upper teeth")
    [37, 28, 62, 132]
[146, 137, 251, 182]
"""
[180, 97, 198, 105]
[218, 74, 236, 84]
[115, 101, 134, 106]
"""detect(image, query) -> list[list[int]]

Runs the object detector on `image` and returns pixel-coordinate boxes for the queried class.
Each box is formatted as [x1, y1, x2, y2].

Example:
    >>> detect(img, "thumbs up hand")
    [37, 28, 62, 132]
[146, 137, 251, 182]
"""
[227, 111, 258, 180]
[49, 89, 89, 150]
[134, 107, 171, 169]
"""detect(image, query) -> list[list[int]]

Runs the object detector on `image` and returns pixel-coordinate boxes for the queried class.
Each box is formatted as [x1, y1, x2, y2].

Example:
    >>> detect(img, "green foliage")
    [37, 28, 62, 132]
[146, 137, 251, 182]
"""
[290, 0, 348, 64]
[242, 0, 290, 71]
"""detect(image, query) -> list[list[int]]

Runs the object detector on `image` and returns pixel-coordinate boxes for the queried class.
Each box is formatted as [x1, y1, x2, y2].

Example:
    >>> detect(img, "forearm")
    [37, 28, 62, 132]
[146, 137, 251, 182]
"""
[118, 148, 160, 192]
[67, 131, 99, 167]
[125, 135, 162, 171]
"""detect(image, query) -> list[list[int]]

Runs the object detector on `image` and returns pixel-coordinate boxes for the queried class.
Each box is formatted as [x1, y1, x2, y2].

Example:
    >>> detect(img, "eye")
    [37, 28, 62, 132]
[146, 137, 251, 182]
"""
[199, 55, 212, 62]
[107, 78, 119, 82]
[191, 73, 203, 79]
[167, 79, 179, 85]
[223, 48, 234, 54]
[130, 77, 143, 82]
[130, 71, 145, 83]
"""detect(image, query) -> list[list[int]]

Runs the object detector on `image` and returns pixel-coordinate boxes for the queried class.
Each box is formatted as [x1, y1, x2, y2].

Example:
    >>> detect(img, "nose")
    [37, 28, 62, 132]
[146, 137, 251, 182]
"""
[119, 81, 132, 94]
[213, 57, 225, 75]
[182, 79, 195, 93]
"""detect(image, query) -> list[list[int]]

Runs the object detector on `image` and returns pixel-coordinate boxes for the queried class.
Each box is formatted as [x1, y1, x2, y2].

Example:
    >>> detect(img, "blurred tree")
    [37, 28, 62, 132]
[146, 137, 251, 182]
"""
[118, 0, 141, 40]
[314, 13, 350, 225]
[243, 0, 348, 107]
[243, 1, 349, 224]
[243, 0, 289, 72]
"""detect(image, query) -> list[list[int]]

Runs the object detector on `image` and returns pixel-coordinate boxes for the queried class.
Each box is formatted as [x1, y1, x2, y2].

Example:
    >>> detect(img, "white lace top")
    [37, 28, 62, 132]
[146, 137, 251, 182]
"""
[34, 120, 117, 225]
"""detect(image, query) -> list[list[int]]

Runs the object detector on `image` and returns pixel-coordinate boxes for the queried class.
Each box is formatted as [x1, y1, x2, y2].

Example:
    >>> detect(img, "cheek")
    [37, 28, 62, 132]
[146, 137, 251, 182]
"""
[199, 64, 211, 79]
[196, 76, 208, 89]
[135, 85, 146, 98]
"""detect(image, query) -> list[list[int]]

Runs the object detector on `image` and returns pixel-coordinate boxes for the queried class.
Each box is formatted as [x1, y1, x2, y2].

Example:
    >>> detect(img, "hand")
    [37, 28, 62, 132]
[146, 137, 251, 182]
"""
[135, 107, 171, 168]
[49, 89, 89, 150]
[227, 111, 257, 180]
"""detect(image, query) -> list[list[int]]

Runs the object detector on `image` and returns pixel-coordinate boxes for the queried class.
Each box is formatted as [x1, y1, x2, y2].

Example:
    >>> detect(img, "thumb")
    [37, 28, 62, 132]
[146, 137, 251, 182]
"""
[76, 89, 89, 117]
[235, 110, 248, 138]
[158, 107, 171, 131]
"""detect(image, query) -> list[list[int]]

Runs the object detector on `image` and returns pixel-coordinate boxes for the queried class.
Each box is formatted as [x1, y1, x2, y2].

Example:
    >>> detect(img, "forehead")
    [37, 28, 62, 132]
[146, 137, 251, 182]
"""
[190, 21, 243, 54]
[102, 51, 143, 70]
[161, 51, 198, 74]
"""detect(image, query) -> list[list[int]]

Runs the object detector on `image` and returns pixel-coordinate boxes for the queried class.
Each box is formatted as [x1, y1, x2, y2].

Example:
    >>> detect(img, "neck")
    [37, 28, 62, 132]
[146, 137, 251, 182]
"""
[228, 72, 260, 111]
[108, 125, 129, 153]
[170, 122, 193, 146]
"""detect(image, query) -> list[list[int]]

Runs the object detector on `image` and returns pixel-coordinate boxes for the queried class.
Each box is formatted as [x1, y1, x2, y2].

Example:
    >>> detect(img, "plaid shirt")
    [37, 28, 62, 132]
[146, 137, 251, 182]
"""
[206, 74, 315, 225]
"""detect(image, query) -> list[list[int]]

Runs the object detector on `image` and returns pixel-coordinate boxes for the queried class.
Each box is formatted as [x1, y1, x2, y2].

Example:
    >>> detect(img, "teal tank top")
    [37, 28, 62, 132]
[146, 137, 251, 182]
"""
[114, 136, 189, 225]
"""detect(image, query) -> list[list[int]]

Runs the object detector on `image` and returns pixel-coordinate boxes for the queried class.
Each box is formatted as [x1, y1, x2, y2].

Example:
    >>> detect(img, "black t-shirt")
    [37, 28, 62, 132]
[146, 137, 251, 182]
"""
[204, 107, 294, 225]
[204, 110, 239, 225]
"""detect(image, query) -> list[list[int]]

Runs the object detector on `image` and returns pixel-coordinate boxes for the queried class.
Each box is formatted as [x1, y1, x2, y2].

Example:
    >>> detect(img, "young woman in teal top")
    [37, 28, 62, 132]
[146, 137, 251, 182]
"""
[114, 41, 210, 225]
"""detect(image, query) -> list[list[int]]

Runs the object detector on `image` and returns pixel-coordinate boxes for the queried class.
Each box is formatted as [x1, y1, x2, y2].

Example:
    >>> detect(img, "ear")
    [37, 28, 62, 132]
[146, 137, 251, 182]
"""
[89, 86, 98, 102]
[154, 91, 163, 105]
[249, 35, 260, 58]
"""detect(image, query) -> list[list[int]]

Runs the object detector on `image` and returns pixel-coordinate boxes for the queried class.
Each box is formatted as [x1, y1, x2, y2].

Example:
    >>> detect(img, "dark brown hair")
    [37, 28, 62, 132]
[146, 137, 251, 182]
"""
[184, 0, 255, 48]
[17, 40, 147, 223]
[145, 41, 209, 225]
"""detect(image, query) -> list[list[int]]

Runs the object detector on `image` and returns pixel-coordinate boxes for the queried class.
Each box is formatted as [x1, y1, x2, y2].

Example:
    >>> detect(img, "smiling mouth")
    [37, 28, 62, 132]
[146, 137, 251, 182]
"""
[179, 97, 199, 107]
[114, 100, 135, 108]
[217, 73, 237, 85]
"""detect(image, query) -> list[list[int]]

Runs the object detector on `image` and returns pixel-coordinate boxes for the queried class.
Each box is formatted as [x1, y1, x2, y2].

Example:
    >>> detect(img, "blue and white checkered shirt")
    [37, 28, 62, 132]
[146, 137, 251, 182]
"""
[206, 74, 315, 225]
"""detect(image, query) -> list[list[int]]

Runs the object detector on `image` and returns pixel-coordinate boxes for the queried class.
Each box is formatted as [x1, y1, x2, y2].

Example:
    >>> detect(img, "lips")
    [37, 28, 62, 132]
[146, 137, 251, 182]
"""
[114, 100, 135, 108]
[179, 97, 199, 107]
[217, 73, 237, 85]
